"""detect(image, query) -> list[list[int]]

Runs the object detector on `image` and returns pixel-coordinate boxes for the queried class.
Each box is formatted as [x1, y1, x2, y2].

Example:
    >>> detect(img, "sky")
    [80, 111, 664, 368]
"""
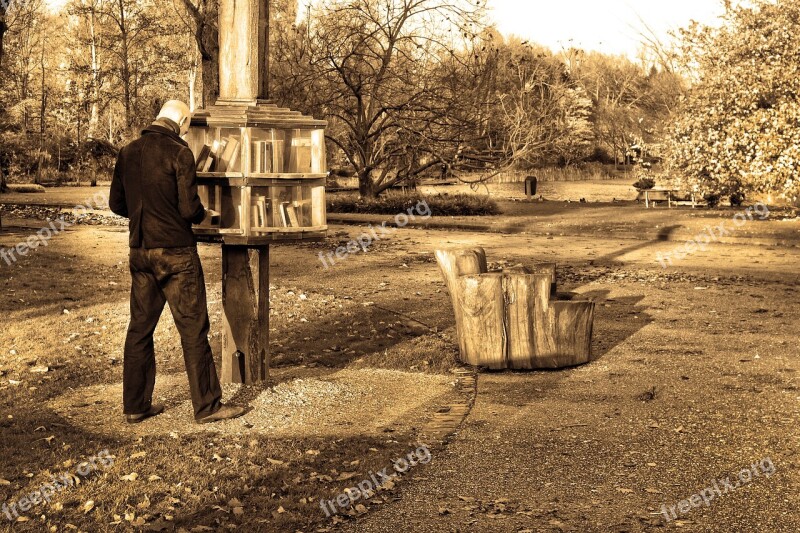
[42, 0, 728, 59]
[488, 0, 727, 58]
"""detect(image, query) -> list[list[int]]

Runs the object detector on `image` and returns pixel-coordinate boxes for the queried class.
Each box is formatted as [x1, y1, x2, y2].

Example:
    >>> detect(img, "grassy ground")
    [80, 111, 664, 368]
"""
[1, 185, 799, 531]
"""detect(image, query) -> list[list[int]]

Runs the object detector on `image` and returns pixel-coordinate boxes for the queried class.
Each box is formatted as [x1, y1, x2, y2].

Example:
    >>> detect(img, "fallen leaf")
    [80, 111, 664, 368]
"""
[130, 452, 147, 459]
[83, 500, 95, 514]
[120, 473, 139, 482]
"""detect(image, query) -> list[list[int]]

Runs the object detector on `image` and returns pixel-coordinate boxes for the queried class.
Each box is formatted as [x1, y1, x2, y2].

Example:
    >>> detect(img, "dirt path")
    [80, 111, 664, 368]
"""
[0, 212, 798, 531]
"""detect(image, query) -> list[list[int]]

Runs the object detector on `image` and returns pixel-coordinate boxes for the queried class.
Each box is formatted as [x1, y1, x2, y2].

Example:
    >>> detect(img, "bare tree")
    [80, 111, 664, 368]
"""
[273, 0, 489, 197]
[178, 0, 219, 107]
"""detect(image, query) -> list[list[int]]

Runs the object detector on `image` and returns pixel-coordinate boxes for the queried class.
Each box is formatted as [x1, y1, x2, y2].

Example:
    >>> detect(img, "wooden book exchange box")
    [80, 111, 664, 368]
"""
[187, 108, 328, 244]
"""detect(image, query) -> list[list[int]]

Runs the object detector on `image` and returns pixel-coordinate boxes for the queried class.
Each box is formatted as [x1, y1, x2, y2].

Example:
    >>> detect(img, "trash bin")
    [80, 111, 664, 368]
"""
[524, 176, 537, 198]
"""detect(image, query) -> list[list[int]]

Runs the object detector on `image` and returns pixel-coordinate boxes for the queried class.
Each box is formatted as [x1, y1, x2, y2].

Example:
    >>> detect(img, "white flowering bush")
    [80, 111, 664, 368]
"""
[668, 0, 800, 203]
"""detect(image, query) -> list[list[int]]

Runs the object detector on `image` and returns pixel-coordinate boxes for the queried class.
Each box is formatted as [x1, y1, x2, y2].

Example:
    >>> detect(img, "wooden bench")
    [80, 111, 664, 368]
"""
[636, 189, 701, 208]
[436, 248, 595, 370]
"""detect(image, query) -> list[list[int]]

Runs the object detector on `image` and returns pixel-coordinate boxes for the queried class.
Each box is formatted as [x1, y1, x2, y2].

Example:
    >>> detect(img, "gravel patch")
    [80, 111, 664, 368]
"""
[47, 368, 454, 439]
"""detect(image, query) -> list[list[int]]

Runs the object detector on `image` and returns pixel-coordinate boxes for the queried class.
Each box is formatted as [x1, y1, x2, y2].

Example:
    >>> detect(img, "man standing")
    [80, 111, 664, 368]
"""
[110, 100, 245, 424]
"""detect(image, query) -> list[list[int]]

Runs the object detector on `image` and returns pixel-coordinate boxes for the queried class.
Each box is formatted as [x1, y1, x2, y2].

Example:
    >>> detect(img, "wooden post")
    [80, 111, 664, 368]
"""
[217, 0, 268, 104]
[221, 245, 269, 383]
[215, 0, 271, 384]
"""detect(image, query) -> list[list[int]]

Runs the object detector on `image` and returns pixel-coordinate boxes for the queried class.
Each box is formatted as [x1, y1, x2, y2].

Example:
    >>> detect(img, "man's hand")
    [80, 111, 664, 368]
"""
[202, 209, 221, 226]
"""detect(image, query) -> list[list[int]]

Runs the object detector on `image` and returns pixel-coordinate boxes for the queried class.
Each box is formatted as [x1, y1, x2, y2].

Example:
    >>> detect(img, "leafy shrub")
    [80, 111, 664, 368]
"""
[667, 0, 800, 202]
[632, 177, 655, 190]
[704, 192, 721, 208]
[327, 192, 500, 216]
[7, 184, 46, 193]
[730, 190, 746, 207]
[330, 168, 356, 178]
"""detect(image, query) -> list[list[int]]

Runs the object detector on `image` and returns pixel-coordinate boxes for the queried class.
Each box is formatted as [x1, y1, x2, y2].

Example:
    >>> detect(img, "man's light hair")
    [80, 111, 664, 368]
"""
[157, 100, 192, 135]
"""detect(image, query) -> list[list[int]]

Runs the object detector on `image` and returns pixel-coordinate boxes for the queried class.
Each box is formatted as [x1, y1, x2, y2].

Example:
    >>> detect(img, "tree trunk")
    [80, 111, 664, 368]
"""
[0, 4, 7, 71]
[436, 249, 595, 370]
[118, 0, 132, 130]
[88, 3, 101, 138]
[181, 0, 220, 108]
[188, 45, 198, 111]
[457, 273, 506, 369]
[358, 168, 377, 198]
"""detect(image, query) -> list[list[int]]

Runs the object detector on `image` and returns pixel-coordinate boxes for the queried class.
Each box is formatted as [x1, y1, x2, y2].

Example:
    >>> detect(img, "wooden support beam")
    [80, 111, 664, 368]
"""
[218, 0, 268, 104]
[221, 245, 269, 383]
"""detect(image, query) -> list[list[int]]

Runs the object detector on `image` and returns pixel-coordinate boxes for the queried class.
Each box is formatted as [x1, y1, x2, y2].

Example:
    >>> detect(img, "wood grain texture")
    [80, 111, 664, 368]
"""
[531, 272, 557, 364]
[436, 250, 594, 370]
[552, 300, 595, 367]
[457, 274, 506, 369]
[221, 245, 269, 383]
[504, 274, 536, 369]
[531, 262, 557, 297]
[435, 248, 488, 362]
[218, 0, 261, 103]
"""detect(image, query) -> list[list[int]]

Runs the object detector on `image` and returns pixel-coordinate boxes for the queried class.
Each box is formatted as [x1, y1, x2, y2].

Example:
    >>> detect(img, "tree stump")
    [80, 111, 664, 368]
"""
[436, 249, 595, 370]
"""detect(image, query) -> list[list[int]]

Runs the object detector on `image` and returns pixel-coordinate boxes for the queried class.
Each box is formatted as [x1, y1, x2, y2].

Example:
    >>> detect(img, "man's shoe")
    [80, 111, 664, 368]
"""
[196, 404, 247, 424]
[126, 404, 165, 424]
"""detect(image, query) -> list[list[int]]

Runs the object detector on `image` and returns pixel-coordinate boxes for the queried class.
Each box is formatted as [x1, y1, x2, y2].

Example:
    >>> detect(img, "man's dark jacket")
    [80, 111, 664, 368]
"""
[110, 123, 205, 248]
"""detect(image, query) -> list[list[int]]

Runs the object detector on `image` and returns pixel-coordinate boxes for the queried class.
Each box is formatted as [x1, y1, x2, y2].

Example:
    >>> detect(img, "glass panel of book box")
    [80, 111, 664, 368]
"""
[248, 185, 324, 232]
[192, 127, 244, 174]
[196, 184, 245, 234]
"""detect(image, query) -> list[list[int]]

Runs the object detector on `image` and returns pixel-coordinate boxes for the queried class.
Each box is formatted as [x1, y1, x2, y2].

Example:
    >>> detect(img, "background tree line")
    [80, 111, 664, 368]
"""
[1, 0, 683, 197]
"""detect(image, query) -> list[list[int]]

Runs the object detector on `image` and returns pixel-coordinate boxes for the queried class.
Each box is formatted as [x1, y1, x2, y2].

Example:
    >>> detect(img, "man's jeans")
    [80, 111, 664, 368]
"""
[123, 247, 222, 419]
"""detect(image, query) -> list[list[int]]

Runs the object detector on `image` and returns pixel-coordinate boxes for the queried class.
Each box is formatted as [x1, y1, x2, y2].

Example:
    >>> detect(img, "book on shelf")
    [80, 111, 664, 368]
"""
[289, 142, 312, 173]
[216, 137, 240, 173]
[286, 203, 300, 227]
[250, 141, 275, 173]
[200, 140, 220, 172]
[279, 202, 290, 227]
[201, 154, 215, 173]
[256, 197, 268, 229]
[195, 145, 212, 171]
[250, 198, 261, 228]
